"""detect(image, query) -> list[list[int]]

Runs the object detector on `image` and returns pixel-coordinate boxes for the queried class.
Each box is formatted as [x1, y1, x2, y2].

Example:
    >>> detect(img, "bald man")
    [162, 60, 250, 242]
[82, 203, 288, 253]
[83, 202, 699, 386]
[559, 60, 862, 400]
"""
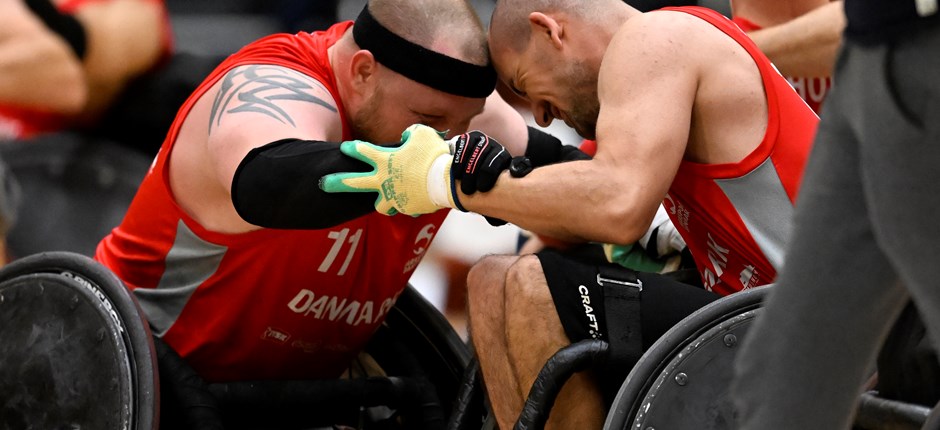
[321, 0, 820, 427]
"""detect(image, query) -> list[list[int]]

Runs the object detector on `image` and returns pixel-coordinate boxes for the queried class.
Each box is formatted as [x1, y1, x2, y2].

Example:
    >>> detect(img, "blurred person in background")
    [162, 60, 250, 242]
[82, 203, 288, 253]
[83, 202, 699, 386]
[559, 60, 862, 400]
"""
[731, 0, 845, 114]
[0, 0, 171, 140]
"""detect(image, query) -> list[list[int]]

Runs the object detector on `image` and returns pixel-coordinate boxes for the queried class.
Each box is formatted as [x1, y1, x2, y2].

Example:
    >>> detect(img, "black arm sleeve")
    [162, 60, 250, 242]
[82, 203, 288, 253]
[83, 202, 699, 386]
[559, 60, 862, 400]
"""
[24, 0, 87, 59]
[524, 126, 591, 167]
[232, 138, 379, 230]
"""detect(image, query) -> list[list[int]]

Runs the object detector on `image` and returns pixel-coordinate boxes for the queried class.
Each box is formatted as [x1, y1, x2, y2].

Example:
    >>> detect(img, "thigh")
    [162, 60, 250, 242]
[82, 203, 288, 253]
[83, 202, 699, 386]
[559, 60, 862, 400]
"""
[536, 248, 721, 401]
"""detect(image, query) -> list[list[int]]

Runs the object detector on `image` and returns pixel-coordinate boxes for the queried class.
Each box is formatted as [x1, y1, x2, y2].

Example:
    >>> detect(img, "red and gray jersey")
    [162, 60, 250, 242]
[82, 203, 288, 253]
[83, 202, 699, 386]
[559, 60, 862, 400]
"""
[96, 22, 449, 382]
[731, 16, 832, 114]
[662, 7, 818, 296]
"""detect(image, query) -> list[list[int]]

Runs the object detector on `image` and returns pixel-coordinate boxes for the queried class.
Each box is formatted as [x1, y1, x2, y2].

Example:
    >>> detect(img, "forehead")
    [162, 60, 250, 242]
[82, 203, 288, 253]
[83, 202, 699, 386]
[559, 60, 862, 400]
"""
[487, 45, 524, 90]
[390, 76, 485, 119]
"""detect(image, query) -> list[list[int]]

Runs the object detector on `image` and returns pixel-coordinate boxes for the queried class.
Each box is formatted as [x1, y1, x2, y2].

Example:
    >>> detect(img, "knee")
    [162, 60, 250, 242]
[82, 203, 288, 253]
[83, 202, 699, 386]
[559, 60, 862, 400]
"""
[466, 255, 517, 321]
[504, 255, 553, 316]
[467, 254, 554, 328]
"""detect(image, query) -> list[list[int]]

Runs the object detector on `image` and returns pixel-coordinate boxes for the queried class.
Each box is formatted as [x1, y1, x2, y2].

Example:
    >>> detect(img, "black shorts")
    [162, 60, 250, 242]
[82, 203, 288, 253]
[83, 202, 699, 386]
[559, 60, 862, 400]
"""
[536, 246, 721, 401]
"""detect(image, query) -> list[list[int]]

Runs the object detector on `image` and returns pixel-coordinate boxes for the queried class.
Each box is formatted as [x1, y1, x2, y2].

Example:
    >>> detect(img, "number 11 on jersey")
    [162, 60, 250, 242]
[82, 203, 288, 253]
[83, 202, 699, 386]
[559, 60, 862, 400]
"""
[318, 228, 363, 276]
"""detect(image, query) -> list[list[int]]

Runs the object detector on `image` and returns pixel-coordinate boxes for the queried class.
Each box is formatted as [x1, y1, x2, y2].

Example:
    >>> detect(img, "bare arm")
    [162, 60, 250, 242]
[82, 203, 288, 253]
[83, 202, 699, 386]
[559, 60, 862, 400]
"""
[0, 0, 86, 113]
[206, 65, 343, 195]
[733, 0, 845, 77]
[71, 0, 167, 119]
[169, 64, 346, 234]
[460, 14, 696, 245]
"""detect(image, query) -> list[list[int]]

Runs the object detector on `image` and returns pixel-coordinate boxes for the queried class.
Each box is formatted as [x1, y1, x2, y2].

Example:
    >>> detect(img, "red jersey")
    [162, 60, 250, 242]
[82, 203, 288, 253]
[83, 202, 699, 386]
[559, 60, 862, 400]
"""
[0, 0, 173, 140]
[662, 7, 818, 296]
[96, 22, 449, 382]
[732, 16, 832, 114]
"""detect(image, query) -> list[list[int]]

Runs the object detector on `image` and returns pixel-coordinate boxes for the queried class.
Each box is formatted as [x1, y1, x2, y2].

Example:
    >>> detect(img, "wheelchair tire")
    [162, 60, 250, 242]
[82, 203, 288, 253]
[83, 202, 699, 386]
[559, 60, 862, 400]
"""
[367, 285, 475, 427]
[604, 285, 770, 430]
[0, 252, 158, 430]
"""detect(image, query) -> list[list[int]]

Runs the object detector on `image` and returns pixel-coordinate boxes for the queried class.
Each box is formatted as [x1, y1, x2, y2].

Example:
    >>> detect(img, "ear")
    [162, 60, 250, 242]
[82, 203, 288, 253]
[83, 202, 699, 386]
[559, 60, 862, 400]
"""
[348, 49, 379, 96]
[528, 12, 564, 50]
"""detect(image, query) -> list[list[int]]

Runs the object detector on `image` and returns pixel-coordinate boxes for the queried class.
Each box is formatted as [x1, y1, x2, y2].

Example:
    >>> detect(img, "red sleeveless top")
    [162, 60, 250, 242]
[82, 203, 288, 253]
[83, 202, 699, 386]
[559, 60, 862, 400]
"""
[96, 22, 449, 381]
[732, 16, 832, 114]
[661, 7, 818, 295]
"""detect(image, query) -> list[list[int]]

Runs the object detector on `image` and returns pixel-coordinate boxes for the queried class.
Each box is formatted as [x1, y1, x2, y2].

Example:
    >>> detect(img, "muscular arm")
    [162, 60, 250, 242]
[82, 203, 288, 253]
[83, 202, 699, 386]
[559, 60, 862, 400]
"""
[0, 0, 86, 113]
[732, 0, 845, 77]
[71, 0, 167, 119]
[460, 14, 695, 245]
[173, 64, 366, 233]
[207, 65, 344, 191]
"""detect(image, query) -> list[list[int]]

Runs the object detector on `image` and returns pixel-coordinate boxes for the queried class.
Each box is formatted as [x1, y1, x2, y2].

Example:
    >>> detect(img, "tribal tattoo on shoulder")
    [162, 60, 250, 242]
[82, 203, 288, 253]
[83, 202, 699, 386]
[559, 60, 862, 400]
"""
[208, 65, 338, 134]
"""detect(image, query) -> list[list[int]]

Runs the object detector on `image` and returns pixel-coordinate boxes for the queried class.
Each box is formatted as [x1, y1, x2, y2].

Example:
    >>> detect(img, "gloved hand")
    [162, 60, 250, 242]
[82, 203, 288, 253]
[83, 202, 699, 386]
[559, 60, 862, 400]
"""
[319, 124, 454, 216]
[451, 131, 513, 195]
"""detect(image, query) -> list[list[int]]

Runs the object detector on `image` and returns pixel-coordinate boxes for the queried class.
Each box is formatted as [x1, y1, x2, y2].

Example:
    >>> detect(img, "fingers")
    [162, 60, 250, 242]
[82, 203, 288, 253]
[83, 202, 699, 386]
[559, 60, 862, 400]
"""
[404, 124, 446, 143]
[339, 140, 386, 168]
[319, 171, 378, 193]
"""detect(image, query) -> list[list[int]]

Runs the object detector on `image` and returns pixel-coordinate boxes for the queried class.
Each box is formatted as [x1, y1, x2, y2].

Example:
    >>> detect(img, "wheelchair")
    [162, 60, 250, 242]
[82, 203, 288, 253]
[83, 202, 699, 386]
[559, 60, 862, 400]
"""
[509, 284, 940, 430]
[4, 249, 938, 430]
[0, 251, 486, 430]
[0, 134, 935, 428]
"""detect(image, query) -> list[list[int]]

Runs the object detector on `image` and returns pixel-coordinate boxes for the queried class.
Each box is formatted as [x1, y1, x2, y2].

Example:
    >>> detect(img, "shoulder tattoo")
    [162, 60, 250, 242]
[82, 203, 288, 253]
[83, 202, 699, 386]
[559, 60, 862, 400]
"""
[208, 65, 338, 134]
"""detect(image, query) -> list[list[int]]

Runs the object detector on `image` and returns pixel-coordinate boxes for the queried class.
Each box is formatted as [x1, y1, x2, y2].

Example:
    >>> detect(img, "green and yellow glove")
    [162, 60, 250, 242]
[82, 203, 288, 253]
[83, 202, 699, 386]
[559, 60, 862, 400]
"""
[319, 124, 456, 216]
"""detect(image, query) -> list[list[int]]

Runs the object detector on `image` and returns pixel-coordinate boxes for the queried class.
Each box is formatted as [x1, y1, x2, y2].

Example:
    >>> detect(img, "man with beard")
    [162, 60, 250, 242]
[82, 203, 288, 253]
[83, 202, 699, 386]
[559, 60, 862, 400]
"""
[320, 0, 820, 427]
[95, 0, 532, 386]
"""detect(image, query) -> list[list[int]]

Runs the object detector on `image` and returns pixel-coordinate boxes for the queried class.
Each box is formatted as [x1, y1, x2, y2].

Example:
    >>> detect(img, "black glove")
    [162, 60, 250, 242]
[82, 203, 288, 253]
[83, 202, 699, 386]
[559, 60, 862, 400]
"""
[451, 130, 512, 195]
[525, 126, 591, 166]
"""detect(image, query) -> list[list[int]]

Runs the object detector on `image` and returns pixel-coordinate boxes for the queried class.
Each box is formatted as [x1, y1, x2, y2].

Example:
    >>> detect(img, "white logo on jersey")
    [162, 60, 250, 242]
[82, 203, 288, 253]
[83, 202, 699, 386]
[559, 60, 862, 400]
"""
[287, 289, 400, 326]
[701, 233, 730, 291]
[788, 77, 830, 105]
[664, 193, 690, 231]
[739, 264, 760, 290]
[403, 223, 437, 273]
[413, 224, 436, 255]
[262, 326, 291, 343]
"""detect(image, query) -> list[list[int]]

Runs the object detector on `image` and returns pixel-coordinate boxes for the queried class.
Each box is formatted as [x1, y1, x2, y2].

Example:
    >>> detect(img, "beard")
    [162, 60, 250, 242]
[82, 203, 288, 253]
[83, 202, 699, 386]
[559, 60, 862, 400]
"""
[348, 87, 389, 143]
[561, 62, 601, 140]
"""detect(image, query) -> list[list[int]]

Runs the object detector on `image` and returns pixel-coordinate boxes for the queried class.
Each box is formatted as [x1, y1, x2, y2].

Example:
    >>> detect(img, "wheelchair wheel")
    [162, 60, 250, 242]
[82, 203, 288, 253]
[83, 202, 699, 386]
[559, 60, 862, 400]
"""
[604, 285, 770, 430]
[0, 251, 158, 430]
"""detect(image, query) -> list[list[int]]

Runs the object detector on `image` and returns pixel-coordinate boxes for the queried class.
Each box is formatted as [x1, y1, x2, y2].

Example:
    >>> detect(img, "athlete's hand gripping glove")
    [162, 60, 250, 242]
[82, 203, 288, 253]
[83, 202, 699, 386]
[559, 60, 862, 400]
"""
[320, 124, 522, 218]
[451, 131, 513, 196]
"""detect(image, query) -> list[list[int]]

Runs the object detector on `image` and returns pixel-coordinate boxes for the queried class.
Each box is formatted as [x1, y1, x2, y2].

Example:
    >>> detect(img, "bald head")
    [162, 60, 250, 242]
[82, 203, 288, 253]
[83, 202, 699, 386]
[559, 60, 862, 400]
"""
[368, 0, 489, 66]
[489, 0, 625, 54]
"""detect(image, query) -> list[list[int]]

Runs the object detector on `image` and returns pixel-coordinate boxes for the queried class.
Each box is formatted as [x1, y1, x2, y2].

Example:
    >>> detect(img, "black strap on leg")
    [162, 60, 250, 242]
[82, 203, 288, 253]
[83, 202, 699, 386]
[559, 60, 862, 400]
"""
[596, 264, 643, 399]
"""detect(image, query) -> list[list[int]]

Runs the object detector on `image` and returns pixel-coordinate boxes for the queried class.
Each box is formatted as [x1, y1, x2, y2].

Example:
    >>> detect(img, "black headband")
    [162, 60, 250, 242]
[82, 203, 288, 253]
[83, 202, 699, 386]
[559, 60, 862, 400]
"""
[352, 4, 497, 98]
